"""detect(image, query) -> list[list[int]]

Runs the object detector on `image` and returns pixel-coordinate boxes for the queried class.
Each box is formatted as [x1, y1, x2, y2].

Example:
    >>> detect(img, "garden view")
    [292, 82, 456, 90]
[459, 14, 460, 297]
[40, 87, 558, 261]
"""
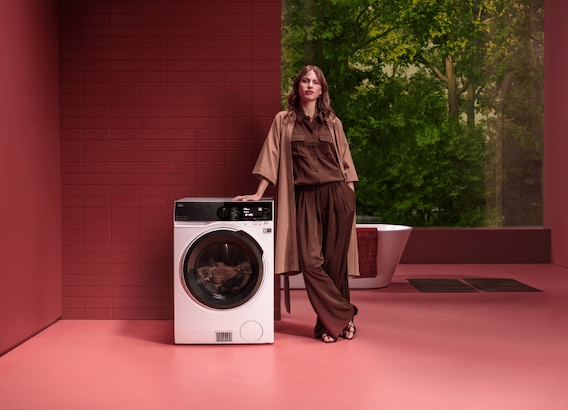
[282, 0, 544, 227]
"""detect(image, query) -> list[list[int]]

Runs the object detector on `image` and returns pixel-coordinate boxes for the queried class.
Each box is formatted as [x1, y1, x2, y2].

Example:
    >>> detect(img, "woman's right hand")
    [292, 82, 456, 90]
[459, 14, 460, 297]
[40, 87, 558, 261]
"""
[232, 193, 262, 201]
[232, 177, 270, 201]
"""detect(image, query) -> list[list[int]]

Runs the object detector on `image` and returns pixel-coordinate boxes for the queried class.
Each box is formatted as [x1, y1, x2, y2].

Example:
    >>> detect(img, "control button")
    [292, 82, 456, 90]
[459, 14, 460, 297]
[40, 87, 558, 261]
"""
[217, 206, 229, 220]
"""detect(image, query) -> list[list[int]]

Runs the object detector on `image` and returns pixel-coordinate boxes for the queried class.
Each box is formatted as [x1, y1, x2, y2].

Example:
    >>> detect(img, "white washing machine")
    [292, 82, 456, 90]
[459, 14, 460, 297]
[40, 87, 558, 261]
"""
[174, 198, 274, 344]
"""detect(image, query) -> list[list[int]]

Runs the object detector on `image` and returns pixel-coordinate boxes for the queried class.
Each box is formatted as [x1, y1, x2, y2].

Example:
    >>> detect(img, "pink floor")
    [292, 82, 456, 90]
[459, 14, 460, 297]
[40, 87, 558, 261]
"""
[1, 264, 568, 409]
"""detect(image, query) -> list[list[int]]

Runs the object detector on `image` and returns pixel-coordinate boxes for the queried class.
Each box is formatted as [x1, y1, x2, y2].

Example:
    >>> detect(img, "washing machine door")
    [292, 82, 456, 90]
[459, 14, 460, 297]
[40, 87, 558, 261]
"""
[182, 229, 264, 309]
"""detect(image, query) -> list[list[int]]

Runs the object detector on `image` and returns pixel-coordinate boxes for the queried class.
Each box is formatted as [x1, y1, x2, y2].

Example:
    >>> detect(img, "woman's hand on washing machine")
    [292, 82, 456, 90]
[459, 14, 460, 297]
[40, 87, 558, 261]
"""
[232, 193, 261, 201]
[233, 178, 269, 201]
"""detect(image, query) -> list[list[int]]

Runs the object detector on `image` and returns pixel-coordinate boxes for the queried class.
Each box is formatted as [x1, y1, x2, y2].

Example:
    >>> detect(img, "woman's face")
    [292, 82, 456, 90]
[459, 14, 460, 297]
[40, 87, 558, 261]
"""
[298, 69, 322, 104]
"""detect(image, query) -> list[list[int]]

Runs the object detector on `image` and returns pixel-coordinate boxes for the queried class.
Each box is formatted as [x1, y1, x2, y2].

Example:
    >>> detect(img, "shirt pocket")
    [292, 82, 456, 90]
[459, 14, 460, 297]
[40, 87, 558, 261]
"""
[291, 134, 306, 157]
[318, 129, 334, 144]
[318, 131, 339, 164]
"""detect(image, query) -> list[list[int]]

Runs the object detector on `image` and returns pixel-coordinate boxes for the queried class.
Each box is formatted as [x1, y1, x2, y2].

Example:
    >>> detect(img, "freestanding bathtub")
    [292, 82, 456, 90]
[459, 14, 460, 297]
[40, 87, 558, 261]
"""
[285, 223, 413, 290]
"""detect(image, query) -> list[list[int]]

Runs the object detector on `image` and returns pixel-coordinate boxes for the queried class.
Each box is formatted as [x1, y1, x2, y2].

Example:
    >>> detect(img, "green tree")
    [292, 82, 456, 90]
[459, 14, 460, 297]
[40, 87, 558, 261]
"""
[384, 0, 487, 125]
[281, 0, 400, 115]
[281, 0, 542, 227]
[481, 0, 544, 226]
[349, 70, 484, 226]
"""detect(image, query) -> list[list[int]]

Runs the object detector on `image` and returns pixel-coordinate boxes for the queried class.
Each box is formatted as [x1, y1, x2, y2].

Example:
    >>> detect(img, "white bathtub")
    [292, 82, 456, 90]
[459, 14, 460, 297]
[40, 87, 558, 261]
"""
[285, 223, 413, 290]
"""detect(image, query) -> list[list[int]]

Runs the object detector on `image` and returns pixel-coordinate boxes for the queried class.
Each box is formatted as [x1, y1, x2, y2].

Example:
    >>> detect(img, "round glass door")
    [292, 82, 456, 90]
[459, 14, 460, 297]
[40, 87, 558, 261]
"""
[182, 230, 264, 309]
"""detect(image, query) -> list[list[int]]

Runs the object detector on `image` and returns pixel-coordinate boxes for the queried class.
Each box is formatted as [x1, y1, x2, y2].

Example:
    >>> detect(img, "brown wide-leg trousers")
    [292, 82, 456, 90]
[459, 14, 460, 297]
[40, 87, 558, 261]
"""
[295, 181, 358, 339]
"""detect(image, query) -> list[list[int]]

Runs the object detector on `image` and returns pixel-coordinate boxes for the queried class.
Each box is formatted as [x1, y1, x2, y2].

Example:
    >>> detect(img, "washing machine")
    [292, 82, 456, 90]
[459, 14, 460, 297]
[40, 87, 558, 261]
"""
[174, 198, 274, 344]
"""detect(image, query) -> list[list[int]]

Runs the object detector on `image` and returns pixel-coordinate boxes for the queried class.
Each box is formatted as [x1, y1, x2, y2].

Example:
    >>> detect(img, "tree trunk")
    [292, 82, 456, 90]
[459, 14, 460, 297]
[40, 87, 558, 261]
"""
[494, 72, 514, 226]
[303, 0, 315, 64]
[465, 82, 475, 128]
[446, 55, 459, 119]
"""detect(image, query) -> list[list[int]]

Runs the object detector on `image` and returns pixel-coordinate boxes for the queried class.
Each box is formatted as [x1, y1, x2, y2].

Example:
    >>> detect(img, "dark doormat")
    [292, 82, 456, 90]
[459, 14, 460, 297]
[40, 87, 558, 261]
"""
[407, 278, 479, 293]
[464, 278, 542, 292]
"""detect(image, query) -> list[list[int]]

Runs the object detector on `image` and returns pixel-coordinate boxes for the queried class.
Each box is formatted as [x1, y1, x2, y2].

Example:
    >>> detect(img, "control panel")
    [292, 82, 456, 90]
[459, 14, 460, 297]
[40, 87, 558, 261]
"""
[174, 199, 273, 222]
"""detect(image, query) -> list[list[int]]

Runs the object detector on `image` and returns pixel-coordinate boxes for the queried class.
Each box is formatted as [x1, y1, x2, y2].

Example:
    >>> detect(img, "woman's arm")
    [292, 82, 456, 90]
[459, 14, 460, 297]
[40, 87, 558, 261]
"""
[232, 177, 271, 201]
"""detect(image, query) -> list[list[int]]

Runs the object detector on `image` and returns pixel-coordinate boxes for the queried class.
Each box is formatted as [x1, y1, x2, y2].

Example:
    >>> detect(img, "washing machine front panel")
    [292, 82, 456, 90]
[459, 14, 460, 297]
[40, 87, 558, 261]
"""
[173, 198, 274, 345]
[181, 229, 264, 310]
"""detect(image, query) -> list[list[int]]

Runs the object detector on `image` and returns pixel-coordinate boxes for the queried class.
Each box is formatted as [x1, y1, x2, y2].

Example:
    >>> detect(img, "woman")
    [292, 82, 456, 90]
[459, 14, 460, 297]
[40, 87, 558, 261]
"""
[233, 65, 359, 343]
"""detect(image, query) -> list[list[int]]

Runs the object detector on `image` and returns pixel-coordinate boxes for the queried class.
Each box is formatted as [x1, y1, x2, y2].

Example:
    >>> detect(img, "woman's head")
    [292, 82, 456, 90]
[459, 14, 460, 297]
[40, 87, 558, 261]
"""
[287, 65, 334, 118]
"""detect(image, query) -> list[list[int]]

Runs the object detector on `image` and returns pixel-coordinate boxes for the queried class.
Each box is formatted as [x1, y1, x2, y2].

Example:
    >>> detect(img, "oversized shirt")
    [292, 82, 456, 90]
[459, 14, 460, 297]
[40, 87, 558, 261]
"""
[252, 110, 360, 277]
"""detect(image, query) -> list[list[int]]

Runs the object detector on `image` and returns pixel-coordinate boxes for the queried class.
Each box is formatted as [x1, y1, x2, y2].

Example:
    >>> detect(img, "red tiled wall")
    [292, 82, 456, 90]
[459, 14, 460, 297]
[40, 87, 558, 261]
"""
[59, 0, 281, 319]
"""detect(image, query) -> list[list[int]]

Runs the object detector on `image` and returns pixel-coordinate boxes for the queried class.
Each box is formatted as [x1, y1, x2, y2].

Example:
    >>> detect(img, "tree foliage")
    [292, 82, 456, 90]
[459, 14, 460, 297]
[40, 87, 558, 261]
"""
[481, 0, 544, 226]
[281, 0, 543, 227]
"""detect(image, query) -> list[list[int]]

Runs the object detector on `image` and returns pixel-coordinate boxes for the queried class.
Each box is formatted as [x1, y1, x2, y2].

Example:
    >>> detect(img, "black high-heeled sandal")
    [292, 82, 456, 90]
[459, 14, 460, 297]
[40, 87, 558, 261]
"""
[321, 331, 337, 343]
[342, 320, 356, 340]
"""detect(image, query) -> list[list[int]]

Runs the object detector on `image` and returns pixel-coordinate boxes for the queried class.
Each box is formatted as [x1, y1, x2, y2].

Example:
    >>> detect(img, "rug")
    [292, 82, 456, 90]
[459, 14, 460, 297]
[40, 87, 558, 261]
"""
[464, 278, 542, 292]
[407, 278, 479, 293]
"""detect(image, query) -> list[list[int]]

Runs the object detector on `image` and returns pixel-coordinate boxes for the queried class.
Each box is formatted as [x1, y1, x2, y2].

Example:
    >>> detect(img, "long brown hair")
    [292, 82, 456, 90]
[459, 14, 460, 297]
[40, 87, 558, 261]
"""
[287, 65, 335, 119]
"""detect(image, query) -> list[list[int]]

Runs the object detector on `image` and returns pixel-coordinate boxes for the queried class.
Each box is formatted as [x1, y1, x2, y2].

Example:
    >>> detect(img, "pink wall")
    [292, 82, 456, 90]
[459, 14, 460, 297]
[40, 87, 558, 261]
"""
[59, 0, 281, 319]
[0, 0, 61, 354]
[544, 0, 568, 268]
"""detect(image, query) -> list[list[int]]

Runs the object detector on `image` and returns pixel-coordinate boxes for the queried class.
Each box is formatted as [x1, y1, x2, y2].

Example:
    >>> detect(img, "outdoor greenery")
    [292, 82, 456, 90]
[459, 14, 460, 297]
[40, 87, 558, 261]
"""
[282, 0, 544, 226]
